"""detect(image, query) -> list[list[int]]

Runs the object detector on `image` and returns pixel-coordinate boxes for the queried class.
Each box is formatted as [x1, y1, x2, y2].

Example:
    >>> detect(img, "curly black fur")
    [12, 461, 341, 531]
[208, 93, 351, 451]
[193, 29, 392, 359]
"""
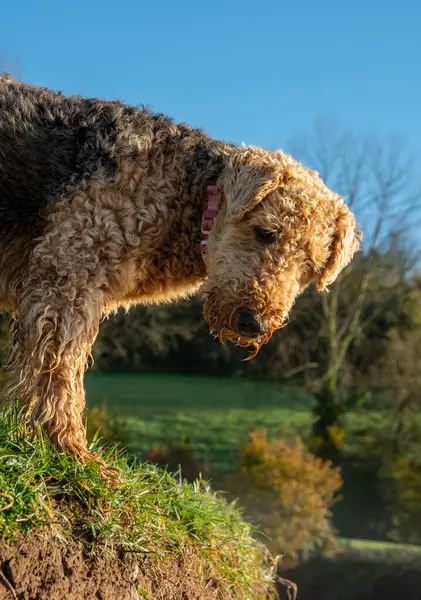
[0, 79, 226, 243]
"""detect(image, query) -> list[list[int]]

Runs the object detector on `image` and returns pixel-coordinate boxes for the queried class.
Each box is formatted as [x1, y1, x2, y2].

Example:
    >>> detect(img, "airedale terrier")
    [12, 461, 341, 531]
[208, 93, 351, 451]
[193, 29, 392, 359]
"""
[0, 76, 361, 462]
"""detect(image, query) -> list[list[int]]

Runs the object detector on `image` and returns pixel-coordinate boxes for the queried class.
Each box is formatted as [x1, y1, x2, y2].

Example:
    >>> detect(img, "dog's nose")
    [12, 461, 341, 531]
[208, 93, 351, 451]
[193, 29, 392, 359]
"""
[236, 311, 266, 338]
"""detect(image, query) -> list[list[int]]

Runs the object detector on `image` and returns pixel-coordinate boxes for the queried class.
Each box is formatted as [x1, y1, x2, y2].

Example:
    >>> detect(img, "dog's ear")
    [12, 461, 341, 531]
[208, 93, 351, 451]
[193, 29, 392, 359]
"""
[224, 158, 280, 222]
[317, 203, 361, 291]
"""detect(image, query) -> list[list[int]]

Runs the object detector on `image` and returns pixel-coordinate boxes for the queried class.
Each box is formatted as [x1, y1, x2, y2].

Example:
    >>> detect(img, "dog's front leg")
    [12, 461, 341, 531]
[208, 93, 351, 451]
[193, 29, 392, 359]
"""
[5, 194, 117, 462]
[7, 271, 103, 462]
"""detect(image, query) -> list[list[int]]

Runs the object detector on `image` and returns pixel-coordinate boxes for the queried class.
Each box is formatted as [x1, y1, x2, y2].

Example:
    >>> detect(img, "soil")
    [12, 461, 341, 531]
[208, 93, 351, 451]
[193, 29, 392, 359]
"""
[0, 532, 141, 600]
[0, 529, 219, 600]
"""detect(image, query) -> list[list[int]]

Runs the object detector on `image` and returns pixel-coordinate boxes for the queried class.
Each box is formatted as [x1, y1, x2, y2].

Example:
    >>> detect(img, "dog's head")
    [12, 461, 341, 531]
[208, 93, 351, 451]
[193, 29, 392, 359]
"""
[200, 146, 361, 358]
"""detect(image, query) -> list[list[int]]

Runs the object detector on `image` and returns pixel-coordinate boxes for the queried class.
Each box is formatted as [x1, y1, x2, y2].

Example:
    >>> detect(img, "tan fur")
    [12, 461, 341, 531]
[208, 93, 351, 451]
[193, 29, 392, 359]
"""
[0, 114, 361, 465]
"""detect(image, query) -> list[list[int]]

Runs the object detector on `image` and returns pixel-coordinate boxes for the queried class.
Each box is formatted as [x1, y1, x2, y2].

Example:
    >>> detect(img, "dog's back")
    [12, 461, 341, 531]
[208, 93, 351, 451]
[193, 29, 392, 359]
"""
[0, 79, 138, 242]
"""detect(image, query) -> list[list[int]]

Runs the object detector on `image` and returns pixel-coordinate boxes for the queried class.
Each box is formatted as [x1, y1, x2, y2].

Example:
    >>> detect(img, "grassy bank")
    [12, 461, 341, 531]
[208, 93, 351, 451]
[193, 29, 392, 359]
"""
[0, 411, 277, 599]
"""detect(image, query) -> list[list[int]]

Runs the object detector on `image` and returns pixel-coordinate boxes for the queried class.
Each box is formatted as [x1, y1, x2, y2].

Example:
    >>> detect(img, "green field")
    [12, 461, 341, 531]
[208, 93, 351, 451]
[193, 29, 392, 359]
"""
[84, 372, 397, 472]
[85, 372, 314, 470]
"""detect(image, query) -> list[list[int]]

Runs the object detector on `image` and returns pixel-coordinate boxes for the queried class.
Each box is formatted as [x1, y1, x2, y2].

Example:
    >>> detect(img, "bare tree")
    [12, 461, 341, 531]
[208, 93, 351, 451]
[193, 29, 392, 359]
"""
[288, 119, 421, 458]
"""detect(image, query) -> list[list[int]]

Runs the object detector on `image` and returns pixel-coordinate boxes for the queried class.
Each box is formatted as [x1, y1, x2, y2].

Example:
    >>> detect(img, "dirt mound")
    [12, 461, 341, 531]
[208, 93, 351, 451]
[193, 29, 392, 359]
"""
[0, 530, 219, 600]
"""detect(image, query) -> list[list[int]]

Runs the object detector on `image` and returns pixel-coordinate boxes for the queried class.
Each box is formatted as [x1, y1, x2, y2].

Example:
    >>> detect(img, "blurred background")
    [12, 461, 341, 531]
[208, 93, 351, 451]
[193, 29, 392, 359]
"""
[1, 1, 421, 597]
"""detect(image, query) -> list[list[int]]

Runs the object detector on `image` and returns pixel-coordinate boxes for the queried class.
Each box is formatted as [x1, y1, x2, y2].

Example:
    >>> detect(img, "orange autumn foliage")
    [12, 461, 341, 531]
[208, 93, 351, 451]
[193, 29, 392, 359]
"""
[235, 431, 343, 565]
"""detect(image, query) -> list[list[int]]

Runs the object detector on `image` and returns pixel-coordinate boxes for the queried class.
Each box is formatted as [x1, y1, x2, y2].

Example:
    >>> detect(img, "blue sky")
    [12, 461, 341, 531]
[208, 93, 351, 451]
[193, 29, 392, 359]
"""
[1, 0, 420, 157]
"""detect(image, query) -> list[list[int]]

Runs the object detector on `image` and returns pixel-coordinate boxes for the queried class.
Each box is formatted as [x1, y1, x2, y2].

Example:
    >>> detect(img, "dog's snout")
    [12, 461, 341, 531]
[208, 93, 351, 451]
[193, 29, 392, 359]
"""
[236, 311, 266, 338]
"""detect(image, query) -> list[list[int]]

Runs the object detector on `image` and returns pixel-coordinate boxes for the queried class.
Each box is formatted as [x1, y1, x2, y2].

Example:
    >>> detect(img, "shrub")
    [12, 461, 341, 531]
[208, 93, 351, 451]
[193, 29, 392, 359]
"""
[225, 430, 343, 566]
[379, 455, 421, 545]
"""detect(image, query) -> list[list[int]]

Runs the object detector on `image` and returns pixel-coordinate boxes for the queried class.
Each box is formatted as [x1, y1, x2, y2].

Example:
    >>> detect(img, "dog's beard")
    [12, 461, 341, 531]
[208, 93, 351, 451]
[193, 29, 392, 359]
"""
[202, 292, 285, 360]
[215, 326, 273, 360]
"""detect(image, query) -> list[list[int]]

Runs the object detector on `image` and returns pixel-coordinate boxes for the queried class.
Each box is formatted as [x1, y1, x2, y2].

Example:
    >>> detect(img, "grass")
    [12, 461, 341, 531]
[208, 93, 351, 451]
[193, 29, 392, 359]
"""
[0, 409, 276, 599]
[85, 372, 314, 470]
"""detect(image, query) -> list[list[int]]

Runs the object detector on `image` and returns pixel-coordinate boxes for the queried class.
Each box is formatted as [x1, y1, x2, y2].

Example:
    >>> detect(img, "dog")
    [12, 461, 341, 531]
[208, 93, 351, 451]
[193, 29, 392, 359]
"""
[0, 76, 361, 462]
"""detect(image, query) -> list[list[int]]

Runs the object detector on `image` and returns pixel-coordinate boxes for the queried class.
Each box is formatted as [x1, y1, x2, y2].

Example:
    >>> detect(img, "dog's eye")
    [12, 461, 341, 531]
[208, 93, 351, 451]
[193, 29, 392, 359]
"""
[254, 227, 277, 245]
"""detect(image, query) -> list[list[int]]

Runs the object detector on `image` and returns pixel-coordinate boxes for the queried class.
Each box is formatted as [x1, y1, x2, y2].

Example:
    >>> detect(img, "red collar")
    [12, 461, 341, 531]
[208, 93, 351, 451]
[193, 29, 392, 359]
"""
[201, 185, 219, 256]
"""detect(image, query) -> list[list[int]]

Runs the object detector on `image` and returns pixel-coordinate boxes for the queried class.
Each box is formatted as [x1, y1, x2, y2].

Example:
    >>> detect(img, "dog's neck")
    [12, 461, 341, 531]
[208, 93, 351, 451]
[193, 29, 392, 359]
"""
[179, 142, 229, 274]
